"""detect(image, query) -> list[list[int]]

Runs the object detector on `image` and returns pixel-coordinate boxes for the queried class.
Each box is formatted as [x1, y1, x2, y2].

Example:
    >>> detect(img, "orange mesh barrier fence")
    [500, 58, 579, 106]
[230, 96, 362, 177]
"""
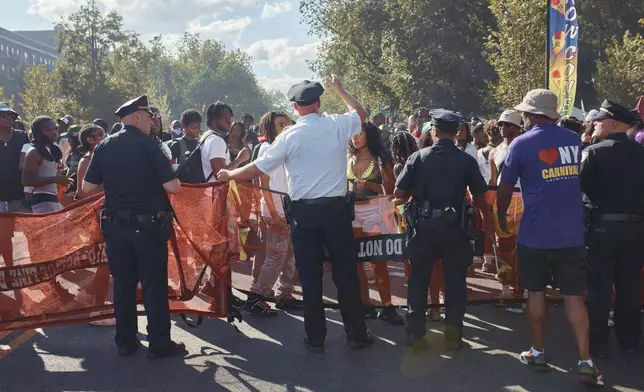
[3, 181, 594, 333]
[227, 183, 562, 308]
[0, 183, 231, 332]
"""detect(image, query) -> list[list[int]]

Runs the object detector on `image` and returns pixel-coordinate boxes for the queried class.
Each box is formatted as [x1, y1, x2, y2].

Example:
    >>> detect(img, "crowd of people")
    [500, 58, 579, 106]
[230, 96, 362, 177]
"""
[1, 76, 643, 387]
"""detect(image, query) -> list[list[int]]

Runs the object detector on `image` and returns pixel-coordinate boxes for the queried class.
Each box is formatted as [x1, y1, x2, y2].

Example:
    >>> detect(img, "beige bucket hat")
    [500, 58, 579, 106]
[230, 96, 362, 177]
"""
[497, 109, 522, 127]
[514, 89, 561, 120]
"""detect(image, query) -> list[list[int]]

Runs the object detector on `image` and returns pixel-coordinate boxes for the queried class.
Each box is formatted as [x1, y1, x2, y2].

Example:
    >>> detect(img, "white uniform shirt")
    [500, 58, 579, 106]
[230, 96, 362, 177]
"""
[201, 130, 230, 182]
[258, 142, 287, 217]
[254, 111, 362, 201]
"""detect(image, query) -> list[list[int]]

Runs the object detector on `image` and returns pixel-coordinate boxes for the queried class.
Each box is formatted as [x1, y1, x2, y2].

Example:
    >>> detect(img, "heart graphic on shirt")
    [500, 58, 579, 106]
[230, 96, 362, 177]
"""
[538, 149, 559, 166]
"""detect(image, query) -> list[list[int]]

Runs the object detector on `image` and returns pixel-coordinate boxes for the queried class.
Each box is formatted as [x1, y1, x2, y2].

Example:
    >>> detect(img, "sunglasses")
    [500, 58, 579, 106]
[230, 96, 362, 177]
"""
[500, 122, 518, 127]
[272, 111, 286, 117]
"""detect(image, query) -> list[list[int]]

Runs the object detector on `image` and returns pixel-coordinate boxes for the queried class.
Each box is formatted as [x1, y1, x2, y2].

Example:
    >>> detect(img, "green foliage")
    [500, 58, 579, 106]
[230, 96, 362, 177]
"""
[0, 87, 13, 106]
[577, 0, 644, 105]
[486, 0, 545, 111]
[302, 0, 496, 115]
[304, 0, 644, 115]
[595, 31, 644, 106]
[19, 7, 286, 126]
[21, 65, 78, 124]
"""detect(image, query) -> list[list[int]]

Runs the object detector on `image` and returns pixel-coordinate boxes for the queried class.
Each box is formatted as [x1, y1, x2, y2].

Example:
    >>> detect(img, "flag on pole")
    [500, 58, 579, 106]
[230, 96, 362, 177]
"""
[547, 0, 579, 116]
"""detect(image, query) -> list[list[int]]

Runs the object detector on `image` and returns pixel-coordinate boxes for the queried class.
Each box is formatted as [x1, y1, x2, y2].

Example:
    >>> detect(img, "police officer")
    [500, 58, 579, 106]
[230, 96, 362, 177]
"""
[394, 109, 493, 350]
[217, 75, 373, 353]
[82, 95, 186, 360]
[580, 100, 644, 358]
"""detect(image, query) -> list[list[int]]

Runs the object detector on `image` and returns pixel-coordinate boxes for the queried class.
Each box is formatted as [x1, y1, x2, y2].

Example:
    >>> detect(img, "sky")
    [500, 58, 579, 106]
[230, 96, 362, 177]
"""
[3, 0, 321, 95]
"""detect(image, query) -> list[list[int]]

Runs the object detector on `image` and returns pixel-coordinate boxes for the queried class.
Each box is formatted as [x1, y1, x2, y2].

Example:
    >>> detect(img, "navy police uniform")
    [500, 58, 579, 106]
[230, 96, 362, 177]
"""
[581, 100, 644, 356]
[84, 95, 182, 358]
[396, 109, 488, 348]
[252, 81, 371, 352]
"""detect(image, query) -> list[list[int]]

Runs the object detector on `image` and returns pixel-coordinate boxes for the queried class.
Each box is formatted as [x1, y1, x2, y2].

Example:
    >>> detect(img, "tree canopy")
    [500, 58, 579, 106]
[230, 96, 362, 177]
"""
[17, 6, 287, 125]
[303, 0, 644, 116]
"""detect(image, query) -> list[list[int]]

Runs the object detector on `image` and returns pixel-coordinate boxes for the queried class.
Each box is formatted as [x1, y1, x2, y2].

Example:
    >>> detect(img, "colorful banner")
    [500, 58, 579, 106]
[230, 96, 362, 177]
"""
[548, 0, 579, 116]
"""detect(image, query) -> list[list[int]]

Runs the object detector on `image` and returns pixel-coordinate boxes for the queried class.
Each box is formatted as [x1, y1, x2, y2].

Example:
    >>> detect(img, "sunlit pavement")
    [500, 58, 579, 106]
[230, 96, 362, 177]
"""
[1, 303, 643, 392]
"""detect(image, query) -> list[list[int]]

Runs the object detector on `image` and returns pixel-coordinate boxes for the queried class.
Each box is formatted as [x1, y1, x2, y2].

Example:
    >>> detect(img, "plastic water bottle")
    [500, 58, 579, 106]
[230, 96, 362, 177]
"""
[0, 201, 8, 212]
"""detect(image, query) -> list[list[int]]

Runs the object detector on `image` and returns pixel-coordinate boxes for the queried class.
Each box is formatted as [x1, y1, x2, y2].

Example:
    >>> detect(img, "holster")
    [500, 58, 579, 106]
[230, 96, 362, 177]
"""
[460, 199, 476, 240]
[346, 191, 356, 221]
[403, 202, 418, 247]
[282, 195, 294, 227]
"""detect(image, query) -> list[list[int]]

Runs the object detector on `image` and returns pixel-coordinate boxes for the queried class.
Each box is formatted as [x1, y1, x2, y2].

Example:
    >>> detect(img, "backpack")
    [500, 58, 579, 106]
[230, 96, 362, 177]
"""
[175, 133, 218, 184]
[251, 141, 267, 162]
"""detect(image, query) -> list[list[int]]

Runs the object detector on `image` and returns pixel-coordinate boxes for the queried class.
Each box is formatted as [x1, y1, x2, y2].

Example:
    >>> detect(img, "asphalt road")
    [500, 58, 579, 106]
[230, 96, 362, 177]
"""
[1, 299, 643, 392]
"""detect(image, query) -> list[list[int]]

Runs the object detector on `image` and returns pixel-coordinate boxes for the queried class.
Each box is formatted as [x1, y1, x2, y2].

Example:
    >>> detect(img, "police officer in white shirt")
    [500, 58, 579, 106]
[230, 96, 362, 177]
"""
[217, 75, 373, 353]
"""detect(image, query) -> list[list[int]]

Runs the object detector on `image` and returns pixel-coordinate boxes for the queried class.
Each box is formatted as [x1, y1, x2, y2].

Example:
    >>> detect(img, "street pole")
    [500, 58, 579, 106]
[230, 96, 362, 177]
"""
[545, 0, 550, 89]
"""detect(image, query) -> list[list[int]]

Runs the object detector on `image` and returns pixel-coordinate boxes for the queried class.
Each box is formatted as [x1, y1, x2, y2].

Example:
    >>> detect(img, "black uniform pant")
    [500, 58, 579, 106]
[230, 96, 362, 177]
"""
[587, 221, 644, 351]
[289, 200, 368, 345]
[103, 221, 171, 351]
[406, 220, 473, 340]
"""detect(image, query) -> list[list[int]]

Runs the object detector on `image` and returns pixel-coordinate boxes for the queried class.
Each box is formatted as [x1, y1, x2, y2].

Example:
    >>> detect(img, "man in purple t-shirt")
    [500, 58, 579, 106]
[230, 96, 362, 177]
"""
[497, 89, 603, 387]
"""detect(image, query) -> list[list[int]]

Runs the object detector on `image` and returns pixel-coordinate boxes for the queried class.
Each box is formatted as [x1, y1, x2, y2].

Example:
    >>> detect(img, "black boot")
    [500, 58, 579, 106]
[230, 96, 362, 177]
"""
[378, 306, 404, 326]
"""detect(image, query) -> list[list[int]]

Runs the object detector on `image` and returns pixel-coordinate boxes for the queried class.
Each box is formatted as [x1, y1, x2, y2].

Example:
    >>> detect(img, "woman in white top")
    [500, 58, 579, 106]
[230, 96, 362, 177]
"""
[455, 121, 478, 160]
[244, 111, 300, 316]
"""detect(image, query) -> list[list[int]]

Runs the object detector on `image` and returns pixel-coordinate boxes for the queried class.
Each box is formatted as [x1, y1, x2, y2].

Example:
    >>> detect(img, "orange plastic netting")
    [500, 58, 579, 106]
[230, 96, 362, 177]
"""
[3, 181, 568, 333]
[0, 183, 231, 332]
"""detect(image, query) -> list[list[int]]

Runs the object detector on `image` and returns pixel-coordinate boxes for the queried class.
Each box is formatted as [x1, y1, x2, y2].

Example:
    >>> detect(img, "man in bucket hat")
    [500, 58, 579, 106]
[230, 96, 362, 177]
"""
[495, 89, 604, 386]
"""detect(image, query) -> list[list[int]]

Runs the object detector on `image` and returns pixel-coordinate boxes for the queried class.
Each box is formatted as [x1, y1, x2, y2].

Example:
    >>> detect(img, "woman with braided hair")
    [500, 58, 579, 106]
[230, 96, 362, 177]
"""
[391, 129, 419, 177]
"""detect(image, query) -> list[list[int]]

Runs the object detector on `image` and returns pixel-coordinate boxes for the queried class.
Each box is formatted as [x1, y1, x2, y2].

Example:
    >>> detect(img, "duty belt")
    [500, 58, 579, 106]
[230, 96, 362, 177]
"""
[106, 210, 172, 225]
[417, 207, 457, 221]
[292, 197, 345, 205]
[593, 213, 644, 223]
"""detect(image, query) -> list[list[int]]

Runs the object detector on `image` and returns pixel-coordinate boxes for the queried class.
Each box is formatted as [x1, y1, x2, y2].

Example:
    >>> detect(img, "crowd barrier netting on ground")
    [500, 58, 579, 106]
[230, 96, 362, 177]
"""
[1, 181, 566, 332]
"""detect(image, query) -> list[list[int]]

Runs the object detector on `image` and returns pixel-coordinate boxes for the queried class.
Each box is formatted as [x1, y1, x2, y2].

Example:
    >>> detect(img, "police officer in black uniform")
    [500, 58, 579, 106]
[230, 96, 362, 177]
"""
[216, 75, 373, 353]
[580, 100, 644, 358]
[82, 95, 186, 360]
[394, 109, 493, 350]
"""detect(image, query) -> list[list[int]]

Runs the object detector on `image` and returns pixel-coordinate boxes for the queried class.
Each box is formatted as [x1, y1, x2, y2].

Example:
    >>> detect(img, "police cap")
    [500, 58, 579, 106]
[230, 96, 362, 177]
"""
[594, 100, 640, 126]
[287, 80, 324, 106]
[114, 95, 153, 119]
[429, 109, 464, 133]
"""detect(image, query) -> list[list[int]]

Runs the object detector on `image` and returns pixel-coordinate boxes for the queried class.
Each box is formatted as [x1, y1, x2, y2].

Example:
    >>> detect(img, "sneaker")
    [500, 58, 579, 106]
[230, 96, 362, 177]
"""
[244, 297, 278, 317]
[378, 306, 404, 326]
[347, 331, 375, 350]
[276, 294, 304, 310]
[147, 341, 187, 361]
[577, 361, 604, 387]
[519, 349, 549, 372]
[230, 294, 245, 308]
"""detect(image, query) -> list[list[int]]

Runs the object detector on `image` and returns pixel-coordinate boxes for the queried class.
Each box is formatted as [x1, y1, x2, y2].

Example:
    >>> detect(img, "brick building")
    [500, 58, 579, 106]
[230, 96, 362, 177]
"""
[0, 26, 59, 98]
